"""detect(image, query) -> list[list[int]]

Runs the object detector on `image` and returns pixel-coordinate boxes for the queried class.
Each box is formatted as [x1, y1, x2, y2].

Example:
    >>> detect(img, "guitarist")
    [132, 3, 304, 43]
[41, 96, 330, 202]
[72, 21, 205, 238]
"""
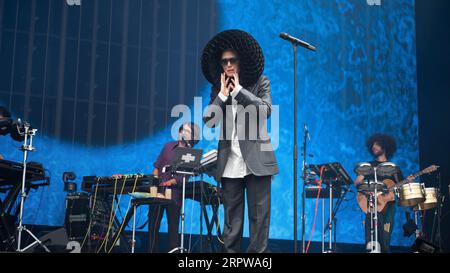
[354, 133, 413, 252]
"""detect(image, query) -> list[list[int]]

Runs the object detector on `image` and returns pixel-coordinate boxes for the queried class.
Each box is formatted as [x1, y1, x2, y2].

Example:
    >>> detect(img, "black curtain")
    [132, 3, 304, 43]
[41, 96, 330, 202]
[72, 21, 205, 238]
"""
[416, 0, 450, 252]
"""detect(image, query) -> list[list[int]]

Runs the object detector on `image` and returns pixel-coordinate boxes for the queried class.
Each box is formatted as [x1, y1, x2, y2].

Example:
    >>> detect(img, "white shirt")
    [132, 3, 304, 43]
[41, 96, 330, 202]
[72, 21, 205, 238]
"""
[218, 86, 251, 178]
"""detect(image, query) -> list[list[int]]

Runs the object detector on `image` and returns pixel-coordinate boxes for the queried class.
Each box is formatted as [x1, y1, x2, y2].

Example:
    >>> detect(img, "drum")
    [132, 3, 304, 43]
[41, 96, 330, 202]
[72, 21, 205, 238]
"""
[376, 162, 397, 177]
[354, 162, 373, 176]
[414, 187, 438, 210]
[357, 180, 386, 194]
[396, 183, 425, 207]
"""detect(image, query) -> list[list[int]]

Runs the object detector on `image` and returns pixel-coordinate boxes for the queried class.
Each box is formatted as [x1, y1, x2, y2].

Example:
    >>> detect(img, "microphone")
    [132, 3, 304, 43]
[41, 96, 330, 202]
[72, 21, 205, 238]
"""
[304, 124, 311, 141]
[279, 32, 316, 51]
[181, 136, 191, 148]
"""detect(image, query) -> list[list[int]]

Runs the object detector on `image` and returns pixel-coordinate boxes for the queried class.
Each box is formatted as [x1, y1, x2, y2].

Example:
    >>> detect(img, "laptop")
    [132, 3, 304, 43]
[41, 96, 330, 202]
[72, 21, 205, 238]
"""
[171, 147, 203, 172]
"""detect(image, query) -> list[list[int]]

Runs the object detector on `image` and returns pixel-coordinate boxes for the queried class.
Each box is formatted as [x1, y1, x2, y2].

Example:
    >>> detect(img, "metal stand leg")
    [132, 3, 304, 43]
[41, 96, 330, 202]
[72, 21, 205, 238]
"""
[327, 182, 333, 252]
[132, 204, 136, 253]
[322, 197, 324, 253]
[200, 179, 203, 253]
[414, 210, 420, 239]
[169, 174, 189, 253]
[16, 125, 50, 253]
[370, 195, 373, 245]
[436, 182, 444, 251]
[427, 175, 444, 250]
[334, 217, 337, 251]
[19, 226, 50, 252]
[431, 206, 437, 242]
[371, 168, 381, 253]
[180, 176, 186, 253]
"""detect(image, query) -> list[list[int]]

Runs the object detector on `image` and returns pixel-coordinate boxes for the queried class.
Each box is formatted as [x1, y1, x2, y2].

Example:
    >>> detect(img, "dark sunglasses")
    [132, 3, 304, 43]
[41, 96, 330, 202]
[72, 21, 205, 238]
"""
[220, 57, 239, 66]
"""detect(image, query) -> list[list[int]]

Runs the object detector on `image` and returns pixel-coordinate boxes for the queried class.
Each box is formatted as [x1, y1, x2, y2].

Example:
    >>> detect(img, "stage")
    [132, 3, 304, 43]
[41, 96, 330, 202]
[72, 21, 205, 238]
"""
[0, 0, 449, 256]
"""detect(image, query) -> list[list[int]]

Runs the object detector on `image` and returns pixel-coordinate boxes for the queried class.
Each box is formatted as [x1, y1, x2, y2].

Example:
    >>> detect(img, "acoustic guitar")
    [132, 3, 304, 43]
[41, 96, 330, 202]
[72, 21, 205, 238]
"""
[356, 165, 439, 213]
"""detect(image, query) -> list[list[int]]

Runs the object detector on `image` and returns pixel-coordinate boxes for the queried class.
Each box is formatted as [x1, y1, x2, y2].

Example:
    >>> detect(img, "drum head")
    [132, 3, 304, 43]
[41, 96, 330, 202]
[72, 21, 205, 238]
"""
[354, 162, 373, 176]
[357, 180, 386, 193]
[377, 162, 397, 177]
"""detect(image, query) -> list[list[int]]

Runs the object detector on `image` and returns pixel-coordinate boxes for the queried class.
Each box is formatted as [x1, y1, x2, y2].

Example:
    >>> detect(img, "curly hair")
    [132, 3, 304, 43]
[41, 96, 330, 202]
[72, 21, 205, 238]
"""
[365, 133, 397, 159]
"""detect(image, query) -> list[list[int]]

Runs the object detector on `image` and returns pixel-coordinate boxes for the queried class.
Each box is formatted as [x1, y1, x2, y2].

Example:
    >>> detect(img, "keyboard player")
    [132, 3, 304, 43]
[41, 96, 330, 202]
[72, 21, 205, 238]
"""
[148, 122, 200, 253]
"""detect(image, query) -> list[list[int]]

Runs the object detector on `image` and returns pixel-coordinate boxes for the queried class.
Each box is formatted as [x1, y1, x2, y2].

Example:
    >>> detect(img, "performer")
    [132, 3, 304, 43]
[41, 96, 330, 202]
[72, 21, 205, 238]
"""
[202, 29, 279, 253]
[354, 133, 413, 253]
[148, 122, 199, 253]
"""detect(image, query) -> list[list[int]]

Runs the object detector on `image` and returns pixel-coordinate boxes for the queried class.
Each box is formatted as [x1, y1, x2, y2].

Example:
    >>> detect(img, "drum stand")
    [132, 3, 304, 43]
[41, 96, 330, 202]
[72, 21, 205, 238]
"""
[367, 167, 381, 253]
[414, 210, 421, 239]
[16, 124, 50, 253]
[431, 182, 444, 250]
[430, 197, 444, 250]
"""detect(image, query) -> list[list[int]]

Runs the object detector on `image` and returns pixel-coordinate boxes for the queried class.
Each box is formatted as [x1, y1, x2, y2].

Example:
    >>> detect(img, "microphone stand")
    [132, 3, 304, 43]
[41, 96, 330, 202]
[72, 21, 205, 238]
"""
[301, 125, 308, 253]
[431, 172, 443, 250]
[437, 173, 443, 251]
[284, 35, 316, 254]
[292, 43, 299, 253]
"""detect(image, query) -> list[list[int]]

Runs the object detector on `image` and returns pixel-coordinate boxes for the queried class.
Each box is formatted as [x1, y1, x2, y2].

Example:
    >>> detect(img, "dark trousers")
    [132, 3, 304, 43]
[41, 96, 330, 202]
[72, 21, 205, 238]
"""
[221, 174, 272, 253]
[148, 203, 181, 253]
[364, 202, 395, 253]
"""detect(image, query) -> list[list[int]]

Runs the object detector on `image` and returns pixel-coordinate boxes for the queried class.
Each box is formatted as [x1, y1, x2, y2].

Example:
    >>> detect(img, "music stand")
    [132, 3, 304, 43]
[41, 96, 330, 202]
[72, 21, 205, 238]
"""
[166, 147, 203, 253]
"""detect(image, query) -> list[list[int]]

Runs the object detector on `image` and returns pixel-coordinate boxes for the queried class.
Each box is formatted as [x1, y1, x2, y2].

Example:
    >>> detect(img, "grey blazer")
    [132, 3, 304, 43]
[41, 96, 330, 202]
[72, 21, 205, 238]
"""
[203, 75, 279, 182]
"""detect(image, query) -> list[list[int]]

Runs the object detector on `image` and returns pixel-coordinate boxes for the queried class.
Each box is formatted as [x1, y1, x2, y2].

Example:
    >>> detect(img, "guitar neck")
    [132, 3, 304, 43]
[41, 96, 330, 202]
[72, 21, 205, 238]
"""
[392, 170, 426, 190]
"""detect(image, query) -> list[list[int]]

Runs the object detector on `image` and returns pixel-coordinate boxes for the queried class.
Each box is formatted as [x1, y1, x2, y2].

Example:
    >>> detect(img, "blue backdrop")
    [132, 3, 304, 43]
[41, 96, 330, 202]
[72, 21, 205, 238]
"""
[0, 0, 418, 247]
